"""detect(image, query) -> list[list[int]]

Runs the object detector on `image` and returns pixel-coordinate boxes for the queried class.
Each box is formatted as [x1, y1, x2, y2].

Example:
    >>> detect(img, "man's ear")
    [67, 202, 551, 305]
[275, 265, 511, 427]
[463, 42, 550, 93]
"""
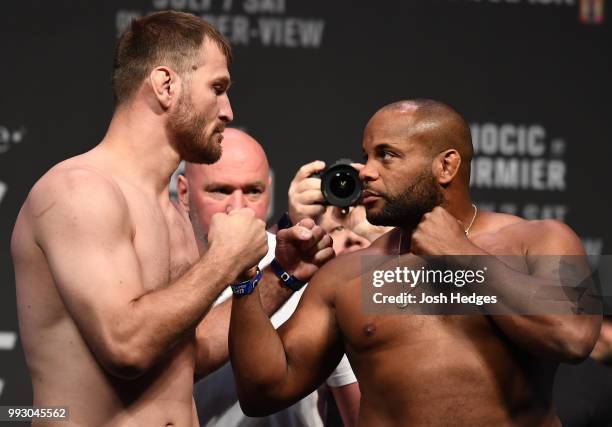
[433, 149, 461, 185]
[149, 66, 179, 110]
[177, 174, 190, 212]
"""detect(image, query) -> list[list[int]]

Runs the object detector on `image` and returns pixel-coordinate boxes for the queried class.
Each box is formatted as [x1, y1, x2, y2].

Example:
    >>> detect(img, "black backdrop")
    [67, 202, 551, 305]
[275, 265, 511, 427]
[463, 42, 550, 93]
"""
[1, 0, 610, 419]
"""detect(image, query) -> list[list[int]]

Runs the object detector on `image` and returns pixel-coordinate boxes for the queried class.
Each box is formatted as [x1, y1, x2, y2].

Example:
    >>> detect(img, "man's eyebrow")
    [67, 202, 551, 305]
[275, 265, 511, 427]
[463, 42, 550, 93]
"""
[245, 180, 266, 188]
[204, 182, 234, 191]
[374, 142, 396, 150]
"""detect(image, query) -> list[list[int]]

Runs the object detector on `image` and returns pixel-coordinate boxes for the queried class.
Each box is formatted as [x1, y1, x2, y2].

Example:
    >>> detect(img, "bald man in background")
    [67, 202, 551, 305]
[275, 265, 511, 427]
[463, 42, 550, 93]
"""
[177, 128, 360, 426]
[229, 99, 602, 427]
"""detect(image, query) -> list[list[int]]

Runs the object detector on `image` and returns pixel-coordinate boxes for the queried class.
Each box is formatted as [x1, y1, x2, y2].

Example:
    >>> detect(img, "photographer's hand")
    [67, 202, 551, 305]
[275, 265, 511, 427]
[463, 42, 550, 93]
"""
[288, 160, 327, 225]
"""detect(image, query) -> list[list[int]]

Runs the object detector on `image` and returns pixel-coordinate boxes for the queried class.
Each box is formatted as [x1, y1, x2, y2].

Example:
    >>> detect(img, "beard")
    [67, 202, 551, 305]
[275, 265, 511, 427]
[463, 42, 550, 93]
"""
[166, 89, 222, 165]
[366, 170, 444, 228]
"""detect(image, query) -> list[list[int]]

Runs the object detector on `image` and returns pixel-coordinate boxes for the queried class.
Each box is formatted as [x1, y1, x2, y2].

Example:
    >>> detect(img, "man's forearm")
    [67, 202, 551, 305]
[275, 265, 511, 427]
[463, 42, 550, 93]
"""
[468, 255, 602, 361]
[229, 287, 291, 413]
[106, 247, 236, 378]
[195, 268, 293, 377]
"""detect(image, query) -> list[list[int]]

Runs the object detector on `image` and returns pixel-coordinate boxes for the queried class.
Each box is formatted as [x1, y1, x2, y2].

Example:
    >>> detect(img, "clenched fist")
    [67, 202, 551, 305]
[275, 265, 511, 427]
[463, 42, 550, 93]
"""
[275, 218, 335, 282]
[410, 206, 475, 256]
[207, 208, 268, 280]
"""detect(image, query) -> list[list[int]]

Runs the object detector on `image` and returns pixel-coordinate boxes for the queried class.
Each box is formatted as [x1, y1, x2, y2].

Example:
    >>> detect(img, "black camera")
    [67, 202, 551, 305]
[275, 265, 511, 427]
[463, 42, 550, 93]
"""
[315, 159, 363, 208]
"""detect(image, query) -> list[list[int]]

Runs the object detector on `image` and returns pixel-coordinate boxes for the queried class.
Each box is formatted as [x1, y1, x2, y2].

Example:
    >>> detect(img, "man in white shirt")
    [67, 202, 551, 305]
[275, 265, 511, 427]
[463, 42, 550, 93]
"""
[177, 128, 361, 426]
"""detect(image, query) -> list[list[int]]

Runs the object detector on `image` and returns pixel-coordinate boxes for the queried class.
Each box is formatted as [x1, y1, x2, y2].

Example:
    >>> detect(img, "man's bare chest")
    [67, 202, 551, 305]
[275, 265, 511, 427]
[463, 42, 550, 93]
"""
[335, 230, 529, 354]
[126, 196, 198, 291]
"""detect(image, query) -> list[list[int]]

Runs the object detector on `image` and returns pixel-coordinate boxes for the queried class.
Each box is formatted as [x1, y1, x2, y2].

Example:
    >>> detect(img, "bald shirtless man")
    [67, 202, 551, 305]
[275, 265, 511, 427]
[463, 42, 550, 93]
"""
[229, 99, 602, 426]
[11, 12, 331, 427]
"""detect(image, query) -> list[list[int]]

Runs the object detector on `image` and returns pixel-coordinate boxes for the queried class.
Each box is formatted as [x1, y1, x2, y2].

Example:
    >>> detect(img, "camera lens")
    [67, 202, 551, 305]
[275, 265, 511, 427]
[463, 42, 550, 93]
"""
[319, 160, 363, 208]
[329, 171, 356, 198]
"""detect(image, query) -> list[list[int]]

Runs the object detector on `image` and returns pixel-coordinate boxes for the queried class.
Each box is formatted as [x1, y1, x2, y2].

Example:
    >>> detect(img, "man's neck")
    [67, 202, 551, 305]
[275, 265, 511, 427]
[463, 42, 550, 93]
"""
[396, 198, 476, 253]
[441, 198, 476, 234]
[98, 102, 179, 196]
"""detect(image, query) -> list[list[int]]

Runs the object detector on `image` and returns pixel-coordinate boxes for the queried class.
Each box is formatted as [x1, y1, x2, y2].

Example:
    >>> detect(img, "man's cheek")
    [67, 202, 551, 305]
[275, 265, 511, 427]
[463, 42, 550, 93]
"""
[244, 199, 266, 221]
[197, 200, 227, 222]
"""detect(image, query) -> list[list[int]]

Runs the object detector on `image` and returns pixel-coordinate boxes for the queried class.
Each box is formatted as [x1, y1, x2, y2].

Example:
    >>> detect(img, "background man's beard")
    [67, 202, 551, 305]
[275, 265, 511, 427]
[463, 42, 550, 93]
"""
[366, 171, 444, 228]
[166, 94, 221, 164]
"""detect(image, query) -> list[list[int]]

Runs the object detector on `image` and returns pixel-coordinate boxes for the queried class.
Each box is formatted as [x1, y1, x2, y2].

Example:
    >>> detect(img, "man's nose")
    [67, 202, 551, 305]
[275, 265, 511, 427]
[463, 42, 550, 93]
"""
[359, 161, 378, 182]
[220, 95, 233, 123]
[225, 191, 247, 213]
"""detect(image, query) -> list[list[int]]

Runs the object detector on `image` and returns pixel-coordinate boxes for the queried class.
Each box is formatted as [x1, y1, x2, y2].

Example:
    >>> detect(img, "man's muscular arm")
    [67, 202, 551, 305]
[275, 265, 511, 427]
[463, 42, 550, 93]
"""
[229, 246, 343, 416]
[330, 382, 361, 427]
[32, 169, 267, 379]
[412, 207, 602, 363]
[194, 268, 292, 378]
[483, 220, 601, 363]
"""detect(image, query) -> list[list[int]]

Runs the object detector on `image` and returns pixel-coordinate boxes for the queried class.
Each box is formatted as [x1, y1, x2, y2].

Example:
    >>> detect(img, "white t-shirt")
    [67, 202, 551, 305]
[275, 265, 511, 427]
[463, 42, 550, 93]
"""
[194, 233, 356, 427]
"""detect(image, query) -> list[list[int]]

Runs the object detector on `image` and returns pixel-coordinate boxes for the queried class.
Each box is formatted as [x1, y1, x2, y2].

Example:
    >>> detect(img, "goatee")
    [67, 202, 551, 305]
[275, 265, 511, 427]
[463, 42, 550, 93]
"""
[366, 171, 444, 228]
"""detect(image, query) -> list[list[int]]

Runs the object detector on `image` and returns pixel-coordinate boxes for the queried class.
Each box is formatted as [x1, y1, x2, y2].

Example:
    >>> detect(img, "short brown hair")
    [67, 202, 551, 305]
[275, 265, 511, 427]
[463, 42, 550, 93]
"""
[112, 11, 232, 105]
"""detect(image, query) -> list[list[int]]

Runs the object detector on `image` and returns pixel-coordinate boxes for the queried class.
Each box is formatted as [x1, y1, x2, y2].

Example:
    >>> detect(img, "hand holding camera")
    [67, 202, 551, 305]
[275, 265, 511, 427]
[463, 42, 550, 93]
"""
[288, 159, 364, 225]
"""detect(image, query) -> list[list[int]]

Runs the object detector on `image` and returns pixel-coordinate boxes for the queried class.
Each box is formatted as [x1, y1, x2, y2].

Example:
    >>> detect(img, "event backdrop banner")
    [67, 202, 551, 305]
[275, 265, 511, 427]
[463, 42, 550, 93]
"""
[0, 0, 609, 421]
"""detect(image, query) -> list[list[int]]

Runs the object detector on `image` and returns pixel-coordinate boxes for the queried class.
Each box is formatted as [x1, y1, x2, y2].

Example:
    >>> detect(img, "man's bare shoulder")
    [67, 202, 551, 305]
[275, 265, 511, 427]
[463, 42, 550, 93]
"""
[476, 211, 583, 255]
[24, 159, 132, 239]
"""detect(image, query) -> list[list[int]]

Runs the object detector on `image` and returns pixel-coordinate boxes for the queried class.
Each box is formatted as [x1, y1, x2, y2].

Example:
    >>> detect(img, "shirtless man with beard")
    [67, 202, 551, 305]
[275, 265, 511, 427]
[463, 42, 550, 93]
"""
[10, 11, 331, 427]
[228, 99, 602, 426]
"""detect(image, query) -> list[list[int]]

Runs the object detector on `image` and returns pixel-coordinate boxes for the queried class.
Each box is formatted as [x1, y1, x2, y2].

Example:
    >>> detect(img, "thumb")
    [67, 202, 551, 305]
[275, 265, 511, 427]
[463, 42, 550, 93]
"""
[282, 225, 313, 242]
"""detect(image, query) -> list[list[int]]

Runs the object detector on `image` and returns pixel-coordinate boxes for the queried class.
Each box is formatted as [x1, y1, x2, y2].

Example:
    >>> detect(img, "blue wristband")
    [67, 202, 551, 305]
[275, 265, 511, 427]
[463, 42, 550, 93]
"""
[270, 259, 307, 291]
[231, 267, 262, 297]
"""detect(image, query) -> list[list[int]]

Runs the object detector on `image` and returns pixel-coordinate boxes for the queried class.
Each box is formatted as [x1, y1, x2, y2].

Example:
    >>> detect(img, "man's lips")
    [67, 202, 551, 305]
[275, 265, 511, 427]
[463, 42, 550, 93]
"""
[361, 190, 382, 204]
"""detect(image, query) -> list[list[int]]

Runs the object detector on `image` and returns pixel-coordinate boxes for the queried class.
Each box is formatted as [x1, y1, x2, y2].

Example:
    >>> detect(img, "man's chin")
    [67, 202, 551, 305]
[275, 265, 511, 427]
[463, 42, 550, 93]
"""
[366, 215, 392, 227]
[365, 204, 419, 227]
[181, 142, 222, 164]
[365, 207, 390, 227]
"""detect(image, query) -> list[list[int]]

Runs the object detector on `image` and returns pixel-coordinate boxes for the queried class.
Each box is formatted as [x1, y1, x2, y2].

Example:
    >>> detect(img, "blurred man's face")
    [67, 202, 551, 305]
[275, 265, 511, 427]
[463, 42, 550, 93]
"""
[318, 207, 370, 255]
[167, 39, 234, 164]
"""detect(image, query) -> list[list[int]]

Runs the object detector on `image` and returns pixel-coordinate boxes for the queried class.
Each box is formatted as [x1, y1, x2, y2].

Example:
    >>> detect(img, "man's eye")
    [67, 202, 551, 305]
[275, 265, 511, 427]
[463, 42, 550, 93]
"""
[333, 226, 345, 233]
[213, 85, 225, 95]
[376, 151, 392, 161]
[383, 150, 399, 160]
[207, 189, 231, 195]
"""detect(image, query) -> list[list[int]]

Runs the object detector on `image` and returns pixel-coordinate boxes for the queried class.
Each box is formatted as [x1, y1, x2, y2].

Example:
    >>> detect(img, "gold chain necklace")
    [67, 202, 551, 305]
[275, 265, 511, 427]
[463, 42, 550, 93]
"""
[462, 204, 478, 238]
[395, 204, 478, 309]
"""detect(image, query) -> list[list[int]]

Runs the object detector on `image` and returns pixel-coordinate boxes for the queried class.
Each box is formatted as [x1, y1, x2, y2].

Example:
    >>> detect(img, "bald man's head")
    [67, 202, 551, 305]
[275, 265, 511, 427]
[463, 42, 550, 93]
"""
[178, 128, 271, 247]
[360, 100, 472, 227]
[373, 99, 473, 181]
[380, 100, 473, 162]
